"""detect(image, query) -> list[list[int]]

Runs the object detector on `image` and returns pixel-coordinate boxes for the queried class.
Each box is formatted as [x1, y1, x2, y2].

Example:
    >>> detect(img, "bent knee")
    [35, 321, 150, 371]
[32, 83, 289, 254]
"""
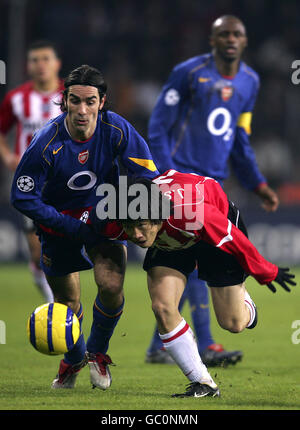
[218, 318, 246, 333]
[54, 298, 80, 314]
[96, 276, 124, 309]
[97, 278, 124, 298]
[94, 266, 125, 295]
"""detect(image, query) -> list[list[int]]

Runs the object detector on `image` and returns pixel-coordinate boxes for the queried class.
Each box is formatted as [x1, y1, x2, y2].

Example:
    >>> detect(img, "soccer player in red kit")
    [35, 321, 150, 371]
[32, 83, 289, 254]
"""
[98, 170, 296, 397]
[0, 40, 63, 301]
[146, 15, 279, 367]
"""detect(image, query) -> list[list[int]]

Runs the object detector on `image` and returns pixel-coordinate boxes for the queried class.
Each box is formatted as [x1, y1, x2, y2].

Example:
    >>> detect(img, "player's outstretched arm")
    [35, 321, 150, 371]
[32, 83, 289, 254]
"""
[11, 136, 84, 239]
[201, 204, 296, 292]
[266, 267, 297, 293]
[200, 202, 279, 285]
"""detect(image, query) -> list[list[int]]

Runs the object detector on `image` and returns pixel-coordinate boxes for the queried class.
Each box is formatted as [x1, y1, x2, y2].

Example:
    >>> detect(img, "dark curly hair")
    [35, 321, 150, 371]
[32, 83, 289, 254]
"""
[60, 64, 108, 112]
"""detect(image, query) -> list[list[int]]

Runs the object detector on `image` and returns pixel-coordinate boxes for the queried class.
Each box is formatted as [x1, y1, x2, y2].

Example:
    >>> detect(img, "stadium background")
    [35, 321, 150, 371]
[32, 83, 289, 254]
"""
[0, 0, 300, 266]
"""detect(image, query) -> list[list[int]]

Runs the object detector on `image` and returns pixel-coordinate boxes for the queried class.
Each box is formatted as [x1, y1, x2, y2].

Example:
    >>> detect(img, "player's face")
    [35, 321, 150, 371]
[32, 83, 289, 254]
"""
[65, 85, 105, 140]
[123, 221, 162, 248]
[210, 19, 247, 62]
[27, 48, 61, 83]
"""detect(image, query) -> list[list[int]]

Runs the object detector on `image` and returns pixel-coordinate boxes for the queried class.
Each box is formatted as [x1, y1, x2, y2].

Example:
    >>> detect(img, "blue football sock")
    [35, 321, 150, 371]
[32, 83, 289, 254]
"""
[185, 270, 215, 353]
[86, 295, 124, 354]
[64, 303, 86, 365]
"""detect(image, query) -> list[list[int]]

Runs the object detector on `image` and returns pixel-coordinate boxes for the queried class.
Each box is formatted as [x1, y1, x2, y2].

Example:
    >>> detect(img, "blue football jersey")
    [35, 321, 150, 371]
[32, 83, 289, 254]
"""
[11, 110, 159, 237]
[148, 53, 266, 190]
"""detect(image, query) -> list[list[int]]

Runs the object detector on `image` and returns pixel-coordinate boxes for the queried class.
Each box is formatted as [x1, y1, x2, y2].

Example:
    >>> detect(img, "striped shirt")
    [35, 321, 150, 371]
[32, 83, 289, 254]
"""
[0, 80, 64, 156]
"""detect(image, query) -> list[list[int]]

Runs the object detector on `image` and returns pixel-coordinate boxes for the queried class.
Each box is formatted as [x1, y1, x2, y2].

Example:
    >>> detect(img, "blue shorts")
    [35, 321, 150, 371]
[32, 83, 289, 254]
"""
[39, 232, 127, 277]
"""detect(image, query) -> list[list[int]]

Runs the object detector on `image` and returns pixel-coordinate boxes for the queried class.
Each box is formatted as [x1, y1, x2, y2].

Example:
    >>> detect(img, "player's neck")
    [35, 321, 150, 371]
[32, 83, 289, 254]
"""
[214, 57, 240, 78]
[65, 117, 96, 142]
[32, 77, 60, 94]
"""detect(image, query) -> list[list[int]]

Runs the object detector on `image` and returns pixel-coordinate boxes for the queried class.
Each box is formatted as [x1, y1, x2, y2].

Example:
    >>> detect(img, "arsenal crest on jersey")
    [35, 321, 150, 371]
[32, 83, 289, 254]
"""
[221, 86, 233, 102]
[78, 149, 89, 164]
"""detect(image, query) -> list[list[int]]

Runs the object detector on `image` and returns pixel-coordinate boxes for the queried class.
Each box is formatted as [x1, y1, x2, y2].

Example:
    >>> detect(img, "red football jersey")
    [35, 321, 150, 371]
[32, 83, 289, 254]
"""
[0, 80, 64, 156]
[102, 170, 278, 285]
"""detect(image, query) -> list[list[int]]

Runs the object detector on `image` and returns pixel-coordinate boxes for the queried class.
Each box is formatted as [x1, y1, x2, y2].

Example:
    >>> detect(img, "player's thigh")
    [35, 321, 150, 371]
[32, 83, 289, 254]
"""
[26, 231, 42, 262]
[209, 282, 246, 329]
[46, 272, 81, 313]
[24, 215, 41, 265]
[147, 266, 186, 321]
[88, 241, 127, 297]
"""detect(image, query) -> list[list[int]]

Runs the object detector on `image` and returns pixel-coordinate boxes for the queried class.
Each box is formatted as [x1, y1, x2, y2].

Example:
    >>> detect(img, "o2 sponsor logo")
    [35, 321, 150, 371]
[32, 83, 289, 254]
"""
[67, 171, 97, 191]
[207, 107, 233, 141]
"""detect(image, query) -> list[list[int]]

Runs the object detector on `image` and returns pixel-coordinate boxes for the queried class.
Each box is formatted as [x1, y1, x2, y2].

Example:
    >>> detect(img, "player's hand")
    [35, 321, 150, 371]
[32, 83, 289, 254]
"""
[255, 184, 279, 212]
[266, 267, 296, 293]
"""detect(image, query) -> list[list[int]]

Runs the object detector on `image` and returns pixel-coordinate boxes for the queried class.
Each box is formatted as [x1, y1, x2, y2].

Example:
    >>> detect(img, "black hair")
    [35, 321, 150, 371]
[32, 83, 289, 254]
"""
[115, 176, 174, 225]
[60, 64, 108, 112]
[27, 40, 61, 58]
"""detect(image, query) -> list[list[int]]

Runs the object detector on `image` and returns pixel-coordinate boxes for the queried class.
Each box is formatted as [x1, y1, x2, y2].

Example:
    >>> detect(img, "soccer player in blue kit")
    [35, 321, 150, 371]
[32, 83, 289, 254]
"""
[11, 64, 159, 389]
[146, 15, 279, 366]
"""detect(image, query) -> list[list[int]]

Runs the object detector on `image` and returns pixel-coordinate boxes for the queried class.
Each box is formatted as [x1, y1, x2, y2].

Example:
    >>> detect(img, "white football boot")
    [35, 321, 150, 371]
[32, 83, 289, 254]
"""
[51, 356, 87, 389]
[87, 352, 115, 390]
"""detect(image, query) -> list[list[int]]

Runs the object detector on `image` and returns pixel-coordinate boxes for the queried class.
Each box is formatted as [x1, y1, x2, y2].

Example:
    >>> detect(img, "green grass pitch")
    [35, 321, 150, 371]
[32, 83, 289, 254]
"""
[0, 263, 300, 410]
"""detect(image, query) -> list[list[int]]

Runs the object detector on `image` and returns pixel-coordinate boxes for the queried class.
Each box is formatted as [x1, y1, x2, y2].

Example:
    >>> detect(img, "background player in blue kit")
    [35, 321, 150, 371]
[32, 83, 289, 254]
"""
[146, 15, 279, 366]
[11, 64, 159, 389]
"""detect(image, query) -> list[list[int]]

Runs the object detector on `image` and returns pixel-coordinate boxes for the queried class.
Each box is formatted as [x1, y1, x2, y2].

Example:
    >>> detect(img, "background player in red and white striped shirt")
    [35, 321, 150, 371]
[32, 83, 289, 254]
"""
[99, 170, 296, 398]
[0, 40, 63, 302]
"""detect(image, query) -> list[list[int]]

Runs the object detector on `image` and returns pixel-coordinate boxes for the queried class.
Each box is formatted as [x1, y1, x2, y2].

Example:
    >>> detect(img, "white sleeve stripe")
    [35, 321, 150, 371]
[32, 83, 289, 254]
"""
[235, 209, 240, 227]
[216, 220, 233, 248]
